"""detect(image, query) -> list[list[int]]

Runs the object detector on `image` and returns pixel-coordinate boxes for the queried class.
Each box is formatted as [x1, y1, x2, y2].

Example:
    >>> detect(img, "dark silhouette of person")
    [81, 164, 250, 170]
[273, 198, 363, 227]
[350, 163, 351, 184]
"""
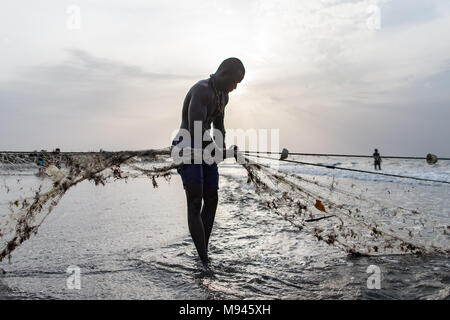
[373, 148, 382, 170]
[172, 58, 245, 267]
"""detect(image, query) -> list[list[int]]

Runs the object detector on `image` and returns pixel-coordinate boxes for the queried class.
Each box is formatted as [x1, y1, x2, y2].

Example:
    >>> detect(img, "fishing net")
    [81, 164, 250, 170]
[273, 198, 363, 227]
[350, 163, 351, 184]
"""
[0, 148, 449, 263]
[0, 148, 176, 263]
[241, 156, 449, 256]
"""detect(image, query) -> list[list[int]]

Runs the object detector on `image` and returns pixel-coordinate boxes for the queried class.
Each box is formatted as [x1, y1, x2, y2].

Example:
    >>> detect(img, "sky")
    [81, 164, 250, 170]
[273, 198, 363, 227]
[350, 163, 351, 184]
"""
[1, 0, 449, 156]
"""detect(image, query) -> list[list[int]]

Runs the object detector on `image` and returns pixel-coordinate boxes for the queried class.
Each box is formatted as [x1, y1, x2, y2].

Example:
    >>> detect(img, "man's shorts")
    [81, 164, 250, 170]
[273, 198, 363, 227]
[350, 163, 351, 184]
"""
[172, 139, 219, 189]
[176, 163, 219, 189]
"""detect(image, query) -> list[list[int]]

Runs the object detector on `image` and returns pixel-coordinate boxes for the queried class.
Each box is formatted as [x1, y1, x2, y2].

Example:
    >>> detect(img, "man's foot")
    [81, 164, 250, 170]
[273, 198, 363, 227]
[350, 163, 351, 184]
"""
[194, 258, 214, 278]
[201, 256, 211, 268]
[200, 263, 214, 277]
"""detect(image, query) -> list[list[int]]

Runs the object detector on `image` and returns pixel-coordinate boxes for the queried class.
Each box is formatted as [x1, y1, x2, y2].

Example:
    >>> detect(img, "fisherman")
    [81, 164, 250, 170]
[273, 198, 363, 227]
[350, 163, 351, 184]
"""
[373, 148, 382, 170]
[172, 58, 244, 267]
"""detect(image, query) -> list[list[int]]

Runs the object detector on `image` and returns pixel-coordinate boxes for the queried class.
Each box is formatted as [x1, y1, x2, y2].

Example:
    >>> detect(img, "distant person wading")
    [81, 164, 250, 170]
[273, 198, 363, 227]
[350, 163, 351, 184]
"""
[172, 58, 245, 268]
[373, 148, 382, 170]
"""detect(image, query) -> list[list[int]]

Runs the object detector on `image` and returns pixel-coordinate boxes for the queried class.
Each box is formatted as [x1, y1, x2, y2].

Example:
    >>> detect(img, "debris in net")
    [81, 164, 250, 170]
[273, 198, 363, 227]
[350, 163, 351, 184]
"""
[0, 148, 176, 263]
[240, 155, 449, 256]
[314, 200, 326, 212]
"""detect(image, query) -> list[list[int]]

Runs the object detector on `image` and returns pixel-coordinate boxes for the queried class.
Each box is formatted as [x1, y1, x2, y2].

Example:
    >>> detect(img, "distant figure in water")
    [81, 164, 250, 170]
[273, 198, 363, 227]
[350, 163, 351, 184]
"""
[373, 148, 382, 170]
[172, 58, 245, 268]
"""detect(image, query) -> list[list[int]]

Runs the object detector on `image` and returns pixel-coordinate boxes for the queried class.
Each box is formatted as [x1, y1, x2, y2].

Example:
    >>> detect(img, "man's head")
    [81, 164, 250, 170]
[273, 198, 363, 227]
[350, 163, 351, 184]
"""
[213, 58, 245, 93]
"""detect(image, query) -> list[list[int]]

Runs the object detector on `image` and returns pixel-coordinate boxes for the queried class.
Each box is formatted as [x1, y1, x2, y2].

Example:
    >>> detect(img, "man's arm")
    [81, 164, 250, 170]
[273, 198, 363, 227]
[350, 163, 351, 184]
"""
[212, 114, 226, 149]
[188, 87, 208, 148]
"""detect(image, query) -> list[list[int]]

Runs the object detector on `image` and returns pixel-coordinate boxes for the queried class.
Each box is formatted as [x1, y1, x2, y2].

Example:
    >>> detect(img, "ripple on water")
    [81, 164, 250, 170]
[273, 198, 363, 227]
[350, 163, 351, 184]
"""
[0, 169, 449, 299]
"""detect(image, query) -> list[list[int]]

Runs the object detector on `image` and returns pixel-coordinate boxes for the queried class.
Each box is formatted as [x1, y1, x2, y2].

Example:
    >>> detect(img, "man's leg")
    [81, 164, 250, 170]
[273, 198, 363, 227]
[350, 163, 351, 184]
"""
[185, 183, 208, 265]
[201, 163, 219, 249]
[201, 188, 218, 248]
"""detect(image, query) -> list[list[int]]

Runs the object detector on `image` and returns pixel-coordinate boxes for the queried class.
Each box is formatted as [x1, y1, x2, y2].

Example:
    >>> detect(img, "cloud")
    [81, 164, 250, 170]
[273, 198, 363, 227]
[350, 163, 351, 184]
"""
[1, 48, 197, 114]
[64, 49, 196, 81]
[0, 49, 198, 150]
[249, 0, 450, 105]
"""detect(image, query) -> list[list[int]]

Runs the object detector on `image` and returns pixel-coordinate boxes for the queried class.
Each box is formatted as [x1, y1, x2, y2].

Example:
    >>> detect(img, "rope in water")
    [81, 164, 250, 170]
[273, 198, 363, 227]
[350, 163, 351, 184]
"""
[2, 150, 449, 160]
[242, 152, 450, 185]
[1, 148, 449, 184]
[243, 150, 450, 161]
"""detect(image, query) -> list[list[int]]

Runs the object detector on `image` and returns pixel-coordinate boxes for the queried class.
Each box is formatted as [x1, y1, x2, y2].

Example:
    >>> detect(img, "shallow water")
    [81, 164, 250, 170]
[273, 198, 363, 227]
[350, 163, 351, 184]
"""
[0, 163, 449, 299]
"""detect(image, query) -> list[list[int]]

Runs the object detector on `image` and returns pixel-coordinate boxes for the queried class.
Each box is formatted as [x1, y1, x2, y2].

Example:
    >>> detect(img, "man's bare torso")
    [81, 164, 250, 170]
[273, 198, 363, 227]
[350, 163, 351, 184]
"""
[176, 78, 228, 147]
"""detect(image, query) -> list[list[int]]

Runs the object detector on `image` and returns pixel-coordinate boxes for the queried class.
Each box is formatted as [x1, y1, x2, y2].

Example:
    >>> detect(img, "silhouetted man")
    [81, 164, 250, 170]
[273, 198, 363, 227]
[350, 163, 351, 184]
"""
[373, 148, 382, 170]
[172, 58, 245, 267]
